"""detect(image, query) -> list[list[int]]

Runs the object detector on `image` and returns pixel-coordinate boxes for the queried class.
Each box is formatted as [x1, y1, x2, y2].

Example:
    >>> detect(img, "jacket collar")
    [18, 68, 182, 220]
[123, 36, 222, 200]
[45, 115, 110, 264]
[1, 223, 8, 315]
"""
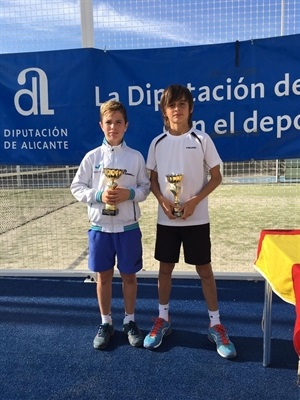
[102, 137, 126, 150]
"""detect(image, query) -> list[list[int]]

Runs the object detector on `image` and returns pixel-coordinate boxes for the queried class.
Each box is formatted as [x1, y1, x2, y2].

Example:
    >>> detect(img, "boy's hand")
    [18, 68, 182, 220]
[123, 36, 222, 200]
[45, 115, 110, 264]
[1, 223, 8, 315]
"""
[159, 195, 177, 220]
[180, 197, 199, 220]
[102, 187, 130, 205]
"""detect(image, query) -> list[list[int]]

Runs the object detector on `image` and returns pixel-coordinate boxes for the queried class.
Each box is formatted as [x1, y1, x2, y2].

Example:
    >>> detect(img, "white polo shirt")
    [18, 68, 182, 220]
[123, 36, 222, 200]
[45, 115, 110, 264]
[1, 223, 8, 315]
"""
[146, 127, 222, 227]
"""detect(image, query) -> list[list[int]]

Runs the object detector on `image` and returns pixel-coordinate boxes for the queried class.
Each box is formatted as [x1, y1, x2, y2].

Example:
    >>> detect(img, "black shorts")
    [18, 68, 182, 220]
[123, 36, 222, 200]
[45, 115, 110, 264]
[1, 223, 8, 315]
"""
[154, 223, 211, 266]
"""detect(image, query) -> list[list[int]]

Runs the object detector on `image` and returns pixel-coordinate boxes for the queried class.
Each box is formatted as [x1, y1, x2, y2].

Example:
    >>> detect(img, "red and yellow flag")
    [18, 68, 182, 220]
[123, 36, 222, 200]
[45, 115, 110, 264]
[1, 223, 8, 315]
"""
[254, 230, 300, 356]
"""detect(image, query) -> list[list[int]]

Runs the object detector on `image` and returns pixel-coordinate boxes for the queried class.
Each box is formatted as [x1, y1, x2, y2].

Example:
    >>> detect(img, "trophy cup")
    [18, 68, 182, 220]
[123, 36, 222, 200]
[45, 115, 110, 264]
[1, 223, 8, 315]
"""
[102, 168, 125, 216]
[166, 173, 183, 217]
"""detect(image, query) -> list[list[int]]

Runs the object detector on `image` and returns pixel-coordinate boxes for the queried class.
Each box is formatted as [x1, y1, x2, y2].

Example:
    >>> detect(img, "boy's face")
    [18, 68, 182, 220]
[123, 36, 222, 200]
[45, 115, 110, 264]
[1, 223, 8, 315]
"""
[99, 111, 128, 146]
[164, 97, 192, 128]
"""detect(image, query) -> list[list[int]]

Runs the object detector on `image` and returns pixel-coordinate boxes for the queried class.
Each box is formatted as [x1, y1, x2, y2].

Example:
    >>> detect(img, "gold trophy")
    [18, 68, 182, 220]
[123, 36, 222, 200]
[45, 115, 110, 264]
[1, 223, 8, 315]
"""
[102, 168, 125, 216]
[166, 173, 183, 217]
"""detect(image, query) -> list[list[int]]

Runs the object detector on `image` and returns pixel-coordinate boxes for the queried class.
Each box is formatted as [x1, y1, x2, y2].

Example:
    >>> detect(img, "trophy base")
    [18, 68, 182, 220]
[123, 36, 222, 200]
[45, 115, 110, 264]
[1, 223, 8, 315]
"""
[102, 208, 119, 216]
[173, 209, 183, 218]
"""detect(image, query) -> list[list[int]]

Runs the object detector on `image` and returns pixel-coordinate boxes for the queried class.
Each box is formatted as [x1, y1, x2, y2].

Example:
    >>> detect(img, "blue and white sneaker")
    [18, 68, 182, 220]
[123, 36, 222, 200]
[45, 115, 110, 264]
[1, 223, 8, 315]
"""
[143, 317, 172, 349]
[208, 324, 237, 359]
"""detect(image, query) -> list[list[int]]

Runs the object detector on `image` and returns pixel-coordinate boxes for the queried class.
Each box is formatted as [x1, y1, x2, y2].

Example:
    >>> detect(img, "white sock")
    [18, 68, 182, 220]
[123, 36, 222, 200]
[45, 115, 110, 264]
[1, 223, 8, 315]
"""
[101, 314, 112, 325]
[159, 303, 169, 321]
[208, 310, 220, 327]
[123, 313, 135, 324]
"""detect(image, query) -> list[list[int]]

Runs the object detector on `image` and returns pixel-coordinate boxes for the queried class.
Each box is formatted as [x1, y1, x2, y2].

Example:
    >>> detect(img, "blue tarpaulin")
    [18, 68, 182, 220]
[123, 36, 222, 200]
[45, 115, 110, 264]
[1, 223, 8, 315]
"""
[1, 34, 300, 165]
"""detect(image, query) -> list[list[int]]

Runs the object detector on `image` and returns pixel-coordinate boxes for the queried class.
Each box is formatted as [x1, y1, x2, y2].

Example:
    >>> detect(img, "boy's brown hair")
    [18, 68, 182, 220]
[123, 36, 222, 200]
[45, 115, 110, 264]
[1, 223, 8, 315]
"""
[160, 84, 194, 130]
[100, 100, 128, 124]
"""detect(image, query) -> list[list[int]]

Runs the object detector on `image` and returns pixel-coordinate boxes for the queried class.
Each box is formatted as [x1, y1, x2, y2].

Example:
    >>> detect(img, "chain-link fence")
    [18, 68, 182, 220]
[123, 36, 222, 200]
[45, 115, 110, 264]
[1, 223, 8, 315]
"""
[1, 1, 300, 275]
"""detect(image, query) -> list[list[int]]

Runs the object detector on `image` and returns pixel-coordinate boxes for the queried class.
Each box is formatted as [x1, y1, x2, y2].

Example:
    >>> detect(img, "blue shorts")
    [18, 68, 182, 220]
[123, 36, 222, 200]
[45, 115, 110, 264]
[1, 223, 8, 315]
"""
[88, 228, 143, 274]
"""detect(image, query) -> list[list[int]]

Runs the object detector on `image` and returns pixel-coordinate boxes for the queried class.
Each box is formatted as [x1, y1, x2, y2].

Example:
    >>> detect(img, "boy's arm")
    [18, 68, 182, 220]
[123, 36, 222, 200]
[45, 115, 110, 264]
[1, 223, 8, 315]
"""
[133, 159, 151, 202]
[114, 157, 150, 204]
[197, 163, 222, 200]
[70, 159, 98, 204]
[149, 170, 161, 199]
[181, 164, 222, 219]
[150, 170, 176, 219]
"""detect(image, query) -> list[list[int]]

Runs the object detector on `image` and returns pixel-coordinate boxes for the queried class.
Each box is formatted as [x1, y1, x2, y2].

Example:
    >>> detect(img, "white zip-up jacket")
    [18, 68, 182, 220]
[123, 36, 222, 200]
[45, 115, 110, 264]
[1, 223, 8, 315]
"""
[71, 139, 150, 233]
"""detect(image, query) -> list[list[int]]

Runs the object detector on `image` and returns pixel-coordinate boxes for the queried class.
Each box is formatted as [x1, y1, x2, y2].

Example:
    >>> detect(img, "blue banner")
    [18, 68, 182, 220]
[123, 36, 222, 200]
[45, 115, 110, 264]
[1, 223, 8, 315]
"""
[1, 34, 300, 165]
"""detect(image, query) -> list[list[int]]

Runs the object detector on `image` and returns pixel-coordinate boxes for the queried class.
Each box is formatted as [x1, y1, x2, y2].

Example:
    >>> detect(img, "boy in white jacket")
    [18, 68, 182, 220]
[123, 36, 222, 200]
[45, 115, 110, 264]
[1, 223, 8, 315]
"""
[71, 100, 150, 350]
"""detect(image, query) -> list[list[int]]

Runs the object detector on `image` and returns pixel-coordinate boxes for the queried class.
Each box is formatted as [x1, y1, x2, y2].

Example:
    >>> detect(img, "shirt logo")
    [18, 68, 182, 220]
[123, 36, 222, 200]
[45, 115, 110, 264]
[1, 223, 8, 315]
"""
[94, 164, 102, 173]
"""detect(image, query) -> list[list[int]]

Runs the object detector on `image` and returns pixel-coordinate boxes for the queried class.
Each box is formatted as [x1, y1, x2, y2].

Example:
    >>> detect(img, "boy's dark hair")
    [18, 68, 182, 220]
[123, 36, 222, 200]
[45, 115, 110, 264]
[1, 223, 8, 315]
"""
[160, 84, 194, 130]
[100, 100, 128, 124]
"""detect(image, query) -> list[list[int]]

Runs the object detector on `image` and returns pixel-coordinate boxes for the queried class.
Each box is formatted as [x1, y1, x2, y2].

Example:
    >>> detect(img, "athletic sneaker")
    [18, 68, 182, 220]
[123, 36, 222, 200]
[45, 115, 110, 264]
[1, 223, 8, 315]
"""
[143, 317, 172, 349]
[123, 321, 144, 347]
[208, 324, 237, 359]
[93, 323, 114, 350]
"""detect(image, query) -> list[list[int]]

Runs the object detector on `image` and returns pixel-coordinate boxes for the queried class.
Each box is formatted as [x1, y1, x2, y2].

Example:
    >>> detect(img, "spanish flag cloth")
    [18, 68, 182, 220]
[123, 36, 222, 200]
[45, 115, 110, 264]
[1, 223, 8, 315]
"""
[254, 229, 300, 355]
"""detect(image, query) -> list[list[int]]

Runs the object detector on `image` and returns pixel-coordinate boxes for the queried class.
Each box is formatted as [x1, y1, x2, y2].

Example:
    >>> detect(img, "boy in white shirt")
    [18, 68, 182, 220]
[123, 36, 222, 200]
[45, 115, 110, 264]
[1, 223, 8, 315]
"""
[143, 84, 236, 359]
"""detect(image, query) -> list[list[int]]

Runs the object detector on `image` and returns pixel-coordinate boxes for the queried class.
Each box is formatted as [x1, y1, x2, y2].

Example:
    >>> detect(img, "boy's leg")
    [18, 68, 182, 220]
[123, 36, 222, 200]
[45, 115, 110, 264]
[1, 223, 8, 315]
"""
[96, 269, 114, 315]
[116, 229, 144, 347]
[143, 225, 179, 349]
[88, 230, 116, 350]
[120, 272, 143, 347]
[94, 269, 115, 350]
[155, 224, 180, 308]
[196, 263, 237, 359]
[158, 262, 175, 305]
[195, 263, 218, 311]
[143, 262, 173, 349]
[120, 272, 137, 315]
